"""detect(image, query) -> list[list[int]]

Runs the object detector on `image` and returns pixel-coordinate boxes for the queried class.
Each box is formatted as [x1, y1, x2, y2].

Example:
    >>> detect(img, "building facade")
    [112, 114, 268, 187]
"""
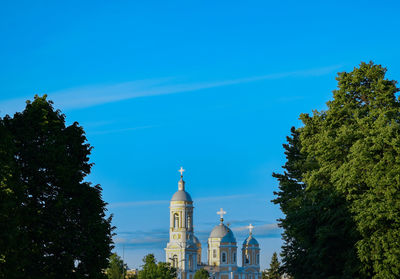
[165, 168, 261, 279]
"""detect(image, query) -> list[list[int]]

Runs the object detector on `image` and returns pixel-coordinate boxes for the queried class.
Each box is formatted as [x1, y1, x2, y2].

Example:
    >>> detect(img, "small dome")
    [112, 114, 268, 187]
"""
[209, 223, 236, 243]
[243, 235, 259, 246]
[193, 235, 201, 247]
[171, 190, 192, 202]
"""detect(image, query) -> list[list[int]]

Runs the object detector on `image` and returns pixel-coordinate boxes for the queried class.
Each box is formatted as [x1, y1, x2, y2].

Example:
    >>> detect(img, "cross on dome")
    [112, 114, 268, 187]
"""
[178, 167, 185, 177]
[217, 208, 227, 222]
[248, 223, 254, 235]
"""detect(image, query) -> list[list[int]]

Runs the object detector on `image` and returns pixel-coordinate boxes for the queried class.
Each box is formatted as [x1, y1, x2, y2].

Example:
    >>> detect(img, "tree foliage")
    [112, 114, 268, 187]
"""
[0, 95, 114, 279]
[274, 62, 400, 278]
[107, 253, 127, 279]
[273, 127, 363, 278]
[138, 254, 176, 279]
[263, 252, 281, 279]
[194, 268, 209, 279]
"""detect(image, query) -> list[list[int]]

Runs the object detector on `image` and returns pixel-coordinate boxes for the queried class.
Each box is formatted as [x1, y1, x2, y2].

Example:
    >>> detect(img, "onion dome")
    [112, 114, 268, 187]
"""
[209, 208, 237, 243]
[193, 235, 200, 244]
[171, 189, 192, 201]
[193, 235, 202, 249]
[243, 223, 258, 245]
[210, 223, 237, 243]
[243, 235, 259, 246]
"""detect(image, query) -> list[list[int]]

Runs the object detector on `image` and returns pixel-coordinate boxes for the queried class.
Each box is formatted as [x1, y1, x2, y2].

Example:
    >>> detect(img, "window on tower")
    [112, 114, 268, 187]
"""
[187, 215, 191, 229]
[221, 252, 227, 263]
[189, 255, 193, 270]
[233, 252, 237, 263]
[213, 249, 217, 258]
[174, 213, 179, 228]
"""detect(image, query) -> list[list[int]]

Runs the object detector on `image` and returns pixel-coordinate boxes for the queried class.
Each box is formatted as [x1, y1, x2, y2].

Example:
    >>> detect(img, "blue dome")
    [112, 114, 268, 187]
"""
[171, 190, 192, 202]
[243, 235, 259, 246]
[209, 223, 236, 243]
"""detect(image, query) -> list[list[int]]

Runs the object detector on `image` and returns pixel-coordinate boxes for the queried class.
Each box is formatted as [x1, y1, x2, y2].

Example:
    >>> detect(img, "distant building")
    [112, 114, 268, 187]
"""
[126, 268, 138, 276]
[165, 168, 261, 279]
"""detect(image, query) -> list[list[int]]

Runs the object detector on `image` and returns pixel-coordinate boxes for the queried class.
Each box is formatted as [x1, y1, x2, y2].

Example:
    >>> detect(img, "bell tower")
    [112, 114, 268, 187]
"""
[165, 167, 199, 279]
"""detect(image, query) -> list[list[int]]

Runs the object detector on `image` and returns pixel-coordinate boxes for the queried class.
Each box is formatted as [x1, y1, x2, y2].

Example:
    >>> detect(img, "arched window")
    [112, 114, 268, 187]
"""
[233, 252, 237, 263]
[189, 255, 193, 270]
[245, 253, 249, 264]
[256, 253, 260, 265]
[174, 213, 179, 228]
[213, 249, 217, 258]
[221, 252, 227, 263]
[187, 215, 191, 229]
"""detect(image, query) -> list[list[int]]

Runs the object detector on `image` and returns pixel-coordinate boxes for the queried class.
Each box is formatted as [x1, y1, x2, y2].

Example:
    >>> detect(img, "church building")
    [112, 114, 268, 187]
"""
[165, 168, 261, 279]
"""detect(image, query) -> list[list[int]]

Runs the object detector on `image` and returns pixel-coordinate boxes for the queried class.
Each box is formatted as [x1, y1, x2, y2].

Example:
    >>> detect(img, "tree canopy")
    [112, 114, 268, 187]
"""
[107, 253, 127, 279]
[138, 254, 176, 279]
[273, 127, 362, 278]
[0, 95, 114, 279]
[273, 62, 400, 278]
[263, 252, 281, 279]
[194, 268, 209, 279]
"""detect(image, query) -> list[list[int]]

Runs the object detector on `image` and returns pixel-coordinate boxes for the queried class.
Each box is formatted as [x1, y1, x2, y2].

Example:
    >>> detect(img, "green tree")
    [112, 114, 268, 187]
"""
[275, 62, 400, 278]
[273, 128, 363, 278]
[138, 254, 158, 279]
[138, 254, 176, 279]
[299, 62, 400, 278]
[264, 252, 281, 279]
[194, 268, 209, 279]
[107, 253, 127, 279]
[0, 95, 114, 279]
[0, 111, 21, 274]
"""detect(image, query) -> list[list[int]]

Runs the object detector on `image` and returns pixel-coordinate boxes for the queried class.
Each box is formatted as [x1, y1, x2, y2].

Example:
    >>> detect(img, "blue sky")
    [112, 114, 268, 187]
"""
[1, 0, 400, 270]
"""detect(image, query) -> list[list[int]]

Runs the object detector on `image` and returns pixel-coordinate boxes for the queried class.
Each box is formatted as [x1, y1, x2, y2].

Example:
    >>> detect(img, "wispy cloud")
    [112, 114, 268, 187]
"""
[232, 223, 279, 233]
[108, 200, 169, 208]
[109, 194, 256, 208]
[114, 228, 169, 249]
[232, 223, 281, 239]
[224, 219, 264, 226]
[195, 194, 255, 203]
[0, 65, 342, 116]
[113, 222, 281, 249]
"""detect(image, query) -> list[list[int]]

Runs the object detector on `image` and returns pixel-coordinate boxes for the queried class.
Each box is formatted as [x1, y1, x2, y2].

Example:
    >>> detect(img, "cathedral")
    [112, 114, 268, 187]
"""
[165, 168, 261, 279]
